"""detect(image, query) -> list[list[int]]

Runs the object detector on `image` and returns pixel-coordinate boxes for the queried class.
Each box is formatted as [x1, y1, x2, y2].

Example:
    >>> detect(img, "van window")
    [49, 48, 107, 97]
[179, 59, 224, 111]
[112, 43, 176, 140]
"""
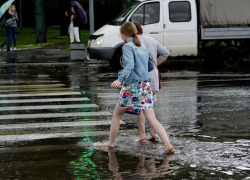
[169, 1, 191, 22]
[109, 2, 140, 25]
[131, 2, 160, 25]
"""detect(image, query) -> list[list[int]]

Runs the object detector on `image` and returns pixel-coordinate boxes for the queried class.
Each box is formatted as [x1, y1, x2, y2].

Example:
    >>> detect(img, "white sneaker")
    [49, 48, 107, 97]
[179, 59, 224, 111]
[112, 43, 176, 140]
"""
[13, 47, 17, 51]
[10, 47, 13, 51]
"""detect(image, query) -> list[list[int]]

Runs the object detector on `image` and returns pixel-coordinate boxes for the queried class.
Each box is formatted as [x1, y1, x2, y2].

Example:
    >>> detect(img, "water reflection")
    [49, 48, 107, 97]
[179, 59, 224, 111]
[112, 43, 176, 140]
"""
[107, 147, 122, 180]
[4, 52, 18, 64]
[70, 146, 175, 180]
[136, 156, 174, 179]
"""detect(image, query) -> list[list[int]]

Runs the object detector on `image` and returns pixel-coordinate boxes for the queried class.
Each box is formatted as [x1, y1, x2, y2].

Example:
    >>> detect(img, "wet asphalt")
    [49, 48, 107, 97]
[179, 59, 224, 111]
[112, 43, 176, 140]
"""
[0, 50, 250, 180]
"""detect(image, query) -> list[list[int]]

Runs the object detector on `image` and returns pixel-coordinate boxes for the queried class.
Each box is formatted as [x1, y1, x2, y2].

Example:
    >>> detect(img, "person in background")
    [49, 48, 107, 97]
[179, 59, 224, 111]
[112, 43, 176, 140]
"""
[132, 3, 160, 24]
[0, 6, 14, 53]
[10, 5, 18, 51]
[133, 22, 170, 143]
[94, 22, 175, 154]
[66, 5, 81, 43]
[60, 0, 71, 36]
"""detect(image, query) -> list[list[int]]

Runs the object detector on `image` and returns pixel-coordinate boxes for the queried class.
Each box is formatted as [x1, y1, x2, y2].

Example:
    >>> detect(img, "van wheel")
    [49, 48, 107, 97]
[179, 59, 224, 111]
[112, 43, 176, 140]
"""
[220, 47, 242, 67]
[110, 50, 124, 70]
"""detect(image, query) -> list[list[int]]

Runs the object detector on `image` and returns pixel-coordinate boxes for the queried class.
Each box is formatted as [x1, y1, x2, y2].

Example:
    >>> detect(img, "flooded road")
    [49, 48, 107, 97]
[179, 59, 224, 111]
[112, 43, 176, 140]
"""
[0, 60, 250, 179]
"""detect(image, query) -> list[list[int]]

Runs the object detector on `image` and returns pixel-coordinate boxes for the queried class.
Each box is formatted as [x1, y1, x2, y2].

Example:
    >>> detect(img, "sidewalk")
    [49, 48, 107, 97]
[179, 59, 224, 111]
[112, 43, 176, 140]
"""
[0, 48, 72, 64]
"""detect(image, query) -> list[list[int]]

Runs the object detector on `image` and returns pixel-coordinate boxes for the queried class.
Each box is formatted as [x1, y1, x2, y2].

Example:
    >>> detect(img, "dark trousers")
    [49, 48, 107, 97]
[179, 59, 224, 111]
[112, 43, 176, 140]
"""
[0, 27, 12, 52]
[12, 27, 17, 47]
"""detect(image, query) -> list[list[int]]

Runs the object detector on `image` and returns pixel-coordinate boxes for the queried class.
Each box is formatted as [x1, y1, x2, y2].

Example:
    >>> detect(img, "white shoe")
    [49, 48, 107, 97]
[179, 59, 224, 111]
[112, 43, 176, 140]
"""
[13, 47, 17, 51]
[10, 47, 13, 51]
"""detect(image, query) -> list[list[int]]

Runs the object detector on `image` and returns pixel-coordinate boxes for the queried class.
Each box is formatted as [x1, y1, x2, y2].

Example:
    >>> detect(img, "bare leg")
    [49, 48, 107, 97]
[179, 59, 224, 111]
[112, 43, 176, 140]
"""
[142, 109, 174, 152]
[136, 111, 147, 140]
[108, 105, 127, 146]
[94, 105, 126, 147]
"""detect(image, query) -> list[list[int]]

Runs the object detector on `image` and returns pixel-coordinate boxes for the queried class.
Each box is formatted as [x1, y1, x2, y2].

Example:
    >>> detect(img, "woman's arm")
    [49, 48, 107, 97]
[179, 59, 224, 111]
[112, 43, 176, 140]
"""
[14, 12, 18, 21]
[118, 45, 134, 83]
[156, 41, 170, 66]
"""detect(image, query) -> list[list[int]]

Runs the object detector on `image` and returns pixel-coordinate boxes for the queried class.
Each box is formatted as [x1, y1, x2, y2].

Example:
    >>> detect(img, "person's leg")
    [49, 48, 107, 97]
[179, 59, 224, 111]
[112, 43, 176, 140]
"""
[12, 27, 17, 48]
[142, 109, 174, 152]
[69, 25, 74, 43]
[108, 105, 127, 146]
[0, 28, 8, 49]
[95, 105, 126, 147]
[6, 28, 12, 52]
[73, 27, 81, 42]
[0, 40, 7, 51]
[135, 111, 147, 140]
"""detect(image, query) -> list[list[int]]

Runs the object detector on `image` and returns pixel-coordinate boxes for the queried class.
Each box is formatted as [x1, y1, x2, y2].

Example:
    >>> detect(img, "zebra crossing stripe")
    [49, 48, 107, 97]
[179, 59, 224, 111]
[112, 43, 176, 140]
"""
[0, 92, 83, 98]
[0, 126, 129, 142]
[0, 88, 73, 93]
[0, 104, 98, 111]
[0, 120, 123, 131]
[0, 80, 60, 84]
[0, 111, 112, 120]
[0, 97, 90, 104]
[0, 84, 65, 89]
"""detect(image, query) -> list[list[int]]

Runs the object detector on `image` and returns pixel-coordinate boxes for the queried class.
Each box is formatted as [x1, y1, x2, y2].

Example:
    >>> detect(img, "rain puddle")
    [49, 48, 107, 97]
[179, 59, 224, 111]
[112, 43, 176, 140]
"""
[0, 63, 250, 179]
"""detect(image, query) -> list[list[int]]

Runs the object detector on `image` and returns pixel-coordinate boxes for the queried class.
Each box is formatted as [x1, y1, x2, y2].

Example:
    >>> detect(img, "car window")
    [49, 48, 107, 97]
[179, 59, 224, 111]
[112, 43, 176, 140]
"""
[131, 2, 160, 25]
[169, 1, 191, 22]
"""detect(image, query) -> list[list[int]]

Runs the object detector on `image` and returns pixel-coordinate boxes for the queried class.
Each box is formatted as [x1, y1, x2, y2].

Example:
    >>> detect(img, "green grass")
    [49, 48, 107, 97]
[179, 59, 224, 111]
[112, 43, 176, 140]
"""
[0, 27, 90, 50]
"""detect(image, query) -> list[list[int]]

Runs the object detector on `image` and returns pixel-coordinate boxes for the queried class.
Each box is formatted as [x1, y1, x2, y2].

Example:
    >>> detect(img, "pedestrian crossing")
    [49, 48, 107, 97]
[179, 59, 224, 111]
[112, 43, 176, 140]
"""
[0, 77, 117, 143]
[0, 104, 98, 111]
[0, 92, 82, 97]
[0, 97, 90, 104]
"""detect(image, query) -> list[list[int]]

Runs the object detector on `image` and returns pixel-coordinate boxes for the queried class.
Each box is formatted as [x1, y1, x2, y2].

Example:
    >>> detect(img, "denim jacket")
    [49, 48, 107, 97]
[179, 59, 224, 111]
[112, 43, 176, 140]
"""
[118, 39, 154, 85]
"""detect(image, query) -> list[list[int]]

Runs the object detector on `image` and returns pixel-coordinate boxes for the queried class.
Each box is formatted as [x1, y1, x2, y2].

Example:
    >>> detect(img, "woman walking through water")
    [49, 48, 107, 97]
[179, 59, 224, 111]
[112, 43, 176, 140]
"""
[66, 5, 81, 43]
[95, 22, 175, 154]
[133, 22, 170, 143]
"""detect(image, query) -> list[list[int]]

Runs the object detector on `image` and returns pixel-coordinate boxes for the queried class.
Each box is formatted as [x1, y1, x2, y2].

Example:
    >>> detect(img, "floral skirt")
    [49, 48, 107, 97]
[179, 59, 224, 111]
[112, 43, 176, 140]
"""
[117, 82, 154, 110]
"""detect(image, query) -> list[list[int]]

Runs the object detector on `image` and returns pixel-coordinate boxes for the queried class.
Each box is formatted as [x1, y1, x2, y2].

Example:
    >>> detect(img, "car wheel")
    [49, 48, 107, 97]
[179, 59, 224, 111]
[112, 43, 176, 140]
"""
[220, 47, 242, 67]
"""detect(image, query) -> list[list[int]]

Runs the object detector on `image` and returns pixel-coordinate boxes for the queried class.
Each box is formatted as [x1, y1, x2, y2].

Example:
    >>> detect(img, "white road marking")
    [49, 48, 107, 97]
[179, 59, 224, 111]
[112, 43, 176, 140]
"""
[0, 97, 89, 104]
[0, 92, 83, 98]
[0, 84, 65, 89]
[0, 120, 122, 131]
[0, 104, 98, 111]
[0, 111, 112, 120]
[0, 127, 133, 143]
[0, 88, 73, 93]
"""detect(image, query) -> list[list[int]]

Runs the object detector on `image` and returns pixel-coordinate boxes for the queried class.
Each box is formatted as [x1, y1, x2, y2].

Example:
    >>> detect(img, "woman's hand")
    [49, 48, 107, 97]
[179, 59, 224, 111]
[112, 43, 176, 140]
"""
[111, 80, 122, 89]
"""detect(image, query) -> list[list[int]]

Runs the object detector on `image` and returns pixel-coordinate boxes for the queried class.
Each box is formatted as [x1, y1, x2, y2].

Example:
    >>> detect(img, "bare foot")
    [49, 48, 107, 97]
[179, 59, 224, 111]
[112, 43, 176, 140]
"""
[137, 136, 148, 143]
[164, 144, 175, 154]
[94, 141, 114, 148]
[149, 128, 160, 141]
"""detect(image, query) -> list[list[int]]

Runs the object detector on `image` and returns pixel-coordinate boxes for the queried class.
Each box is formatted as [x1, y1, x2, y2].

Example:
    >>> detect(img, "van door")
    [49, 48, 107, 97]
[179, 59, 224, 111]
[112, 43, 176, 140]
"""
[163, 0, 198, 56]
[128, 1, 164, 44]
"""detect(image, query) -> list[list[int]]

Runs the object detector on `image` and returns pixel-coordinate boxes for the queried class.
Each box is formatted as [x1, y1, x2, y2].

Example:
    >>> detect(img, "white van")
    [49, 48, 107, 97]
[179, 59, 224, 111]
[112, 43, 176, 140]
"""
[88, 0, 250, 68]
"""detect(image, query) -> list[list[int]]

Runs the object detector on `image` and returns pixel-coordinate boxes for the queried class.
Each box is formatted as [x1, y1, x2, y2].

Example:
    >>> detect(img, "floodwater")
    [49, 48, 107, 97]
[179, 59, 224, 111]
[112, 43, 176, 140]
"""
[0, 59, 250, 180]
